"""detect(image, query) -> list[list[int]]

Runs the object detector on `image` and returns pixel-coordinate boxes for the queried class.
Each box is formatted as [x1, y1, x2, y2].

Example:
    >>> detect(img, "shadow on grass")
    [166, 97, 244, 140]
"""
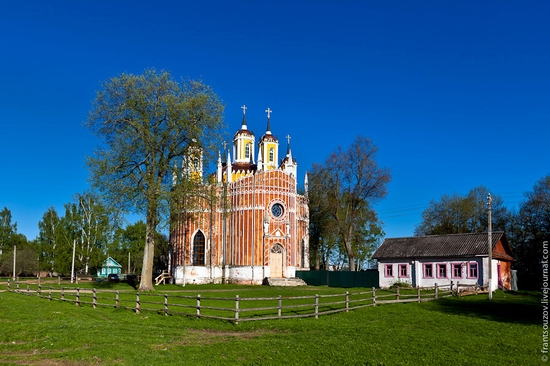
[428, 291, 540, 325]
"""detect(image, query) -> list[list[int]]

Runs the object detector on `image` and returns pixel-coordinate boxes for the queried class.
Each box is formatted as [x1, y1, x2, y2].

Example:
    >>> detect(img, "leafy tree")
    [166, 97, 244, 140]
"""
[37, 193, 115, 276]
[0, 208, 35, 276]
[508, 175, 550, 289]
[37, 207, 61, 273]
[308, 183, 338, 270]
[108, 220, 169, 275]
[0, 235, 37, 277]
[85, 69, 225, 291]
[73, 192, 115, 274]
[109, 221, 147, 274]
[415, 186, 509, 236]
[0, 207, 17, 254]
[309, 136, 390, 271]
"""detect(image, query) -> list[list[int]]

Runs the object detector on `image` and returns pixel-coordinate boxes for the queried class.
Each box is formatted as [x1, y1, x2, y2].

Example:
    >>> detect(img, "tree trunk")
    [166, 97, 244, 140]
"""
[139, 202, 157, 291]
[345, 225, 356, 272]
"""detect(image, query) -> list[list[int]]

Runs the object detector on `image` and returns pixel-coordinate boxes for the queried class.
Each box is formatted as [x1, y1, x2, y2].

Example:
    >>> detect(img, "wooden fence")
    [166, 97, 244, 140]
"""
[7, 280, 465, 325]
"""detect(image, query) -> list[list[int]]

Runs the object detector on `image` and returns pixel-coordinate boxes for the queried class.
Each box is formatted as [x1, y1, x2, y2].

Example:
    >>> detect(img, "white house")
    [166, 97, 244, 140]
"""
[372, 232, 514, 290]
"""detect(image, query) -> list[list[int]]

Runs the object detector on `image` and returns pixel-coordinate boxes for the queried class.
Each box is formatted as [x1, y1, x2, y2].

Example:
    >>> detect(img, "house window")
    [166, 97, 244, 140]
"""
[423, 263, 433, 278]
[384, 264, 393, 277]
[452, 263, 462, 278]
[192, 231, 205, 266]
[399, 264, 408, 278]
[468, 262, 478, 278]
[437, 263, 447, 278]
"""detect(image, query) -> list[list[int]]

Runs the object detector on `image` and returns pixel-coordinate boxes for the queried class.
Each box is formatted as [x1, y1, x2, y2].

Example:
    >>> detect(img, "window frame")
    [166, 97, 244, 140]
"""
[437, 263, 447, 278]
[384, 264, 393, 278]
[468, 262, 478, 279]
[192, 231, 206, 266]
[398, 264, 408, 278]
[423, 263, 434, 278]
[452, 263, 462, 279]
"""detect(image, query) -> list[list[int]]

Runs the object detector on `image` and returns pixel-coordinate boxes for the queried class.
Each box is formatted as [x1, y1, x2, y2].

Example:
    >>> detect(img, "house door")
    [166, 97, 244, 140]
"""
[270, 244, 284, 278]
[497, 262, 502, 289]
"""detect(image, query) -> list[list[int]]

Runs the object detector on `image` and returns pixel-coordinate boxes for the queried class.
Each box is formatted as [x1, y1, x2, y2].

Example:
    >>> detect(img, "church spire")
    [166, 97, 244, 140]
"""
[265, 107, 272, 134]
[241, 105, 247, 130]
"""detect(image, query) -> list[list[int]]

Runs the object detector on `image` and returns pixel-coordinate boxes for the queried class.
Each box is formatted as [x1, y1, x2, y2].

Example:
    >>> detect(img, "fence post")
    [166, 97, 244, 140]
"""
[396, 286, 400, 301]
[163, 294, 168, 316]
[372, 287, 376, 306]
[38, 284, 42, 297]
[345, 292, 349, 313]
[456, 281, 459, 296]
[417, 287, 421, 303]
[450, 280, 454, 295]
[136, 293, 140, 314]
[61, 287, 65, 301]
[7, 279, 10, 291]
[49, 286, 52, 301]
[76, 288, 80, 307]
[235, 295, 239, 325]
[93, 288, 97, 309]
[435, 283, 438, 299]
[115, 291, 119, 308]
[196, 294, 201, 318]
[278, 295, 282, 318]
[58, 276, 61, 285]
[314, 294, 319, 319]
[16, 281, 19, 292]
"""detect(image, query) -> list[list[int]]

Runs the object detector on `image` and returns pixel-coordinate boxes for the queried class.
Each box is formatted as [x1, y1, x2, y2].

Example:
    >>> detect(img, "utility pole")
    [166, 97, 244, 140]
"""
[71, 239, 76, 284]
[487, 193, 493, 300]
[12, 244, 16, 281]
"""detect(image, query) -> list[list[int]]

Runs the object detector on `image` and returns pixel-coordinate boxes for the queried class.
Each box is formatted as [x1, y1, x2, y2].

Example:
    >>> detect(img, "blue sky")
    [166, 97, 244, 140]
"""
[0, 1, 548, 240]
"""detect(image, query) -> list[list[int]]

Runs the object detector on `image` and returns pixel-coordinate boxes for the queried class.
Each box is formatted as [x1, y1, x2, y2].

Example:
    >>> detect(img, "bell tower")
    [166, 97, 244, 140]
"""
[233, 105, 255, 165]
[281, 134, 297, 178]
[258, 107, 279, 171]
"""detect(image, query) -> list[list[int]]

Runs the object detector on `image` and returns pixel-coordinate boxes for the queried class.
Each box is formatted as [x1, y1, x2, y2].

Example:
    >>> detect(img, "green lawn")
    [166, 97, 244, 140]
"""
[0, 284, 541, 365]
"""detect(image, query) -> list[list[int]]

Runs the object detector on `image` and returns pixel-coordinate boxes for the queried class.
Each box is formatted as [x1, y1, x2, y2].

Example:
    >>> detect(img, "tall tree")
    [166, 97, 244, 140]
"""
[37, 207, 61, 273]
[508, 175, 550, 289]
[0, 207, 17, 255]
[85, 69, 225, 291]
[309, 136, 390, 271]
[415, 186, 509, 236]
[73, 192, 114, 274]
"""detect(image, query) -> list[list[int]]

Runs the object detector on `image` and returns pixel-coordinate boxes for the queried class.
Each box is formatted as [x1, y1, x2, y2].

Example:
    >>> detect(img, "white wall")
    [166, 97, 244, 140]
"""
[173, 265, 268, 285]
[378, 257, 484, 289]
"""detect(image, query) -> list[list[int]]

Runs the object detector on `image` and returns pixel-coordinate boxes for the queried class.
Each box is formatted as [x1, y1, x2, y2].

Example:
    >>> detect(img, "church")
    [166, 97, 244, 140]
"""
[169, 106, 310, 285]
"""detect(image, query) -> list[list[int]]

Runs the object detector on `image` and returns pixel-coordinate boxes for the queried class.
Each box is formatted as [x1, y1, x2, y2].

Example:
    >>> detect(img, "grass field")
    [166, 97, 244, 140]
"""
[0, 281, 541, 365]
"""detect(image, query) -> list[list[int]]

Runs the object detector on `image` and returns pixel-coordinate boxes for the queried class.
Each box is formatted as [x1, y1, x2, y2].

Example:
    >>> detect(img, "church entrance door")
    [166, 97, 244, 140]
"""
[270, 244, 284, 278]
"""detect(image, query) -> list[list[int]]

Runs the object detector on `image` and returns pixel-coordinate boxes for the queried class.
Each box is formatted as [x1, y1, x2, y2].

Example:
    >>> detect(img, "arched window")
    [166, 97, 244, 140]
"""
[192, 231, 205, 266]
[269, 147, 274, 162]
[245, 143, 251, 159]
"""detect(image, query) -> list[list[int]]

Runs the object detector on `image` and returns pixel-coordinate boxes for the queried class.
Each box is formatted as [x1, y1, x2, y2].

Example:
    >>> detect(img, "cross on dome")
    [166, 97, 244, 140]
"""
[265, 108, 272, 119]
[286, 135, 291, 145]
[241, 105, 247, 115]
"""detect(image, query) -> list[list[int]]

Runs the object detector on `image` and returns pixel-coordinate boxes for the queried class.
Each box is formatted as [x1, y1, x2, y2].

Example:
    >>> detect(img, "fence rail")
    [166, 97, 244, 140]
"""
[7, 280, 464, 324]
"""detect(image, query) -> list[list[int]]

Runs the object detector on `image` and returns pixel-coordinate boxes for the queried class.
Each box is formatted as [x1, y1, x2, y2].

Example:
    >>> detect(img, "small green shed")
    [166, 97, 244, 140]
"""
[97, 257, 122, 277]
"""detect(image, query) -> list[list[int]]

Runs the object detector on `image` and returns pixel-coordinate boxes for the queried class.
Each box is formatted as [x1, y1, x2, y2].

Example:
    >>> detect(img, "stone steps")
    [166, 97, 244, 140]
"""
[264, 277, 307, 287]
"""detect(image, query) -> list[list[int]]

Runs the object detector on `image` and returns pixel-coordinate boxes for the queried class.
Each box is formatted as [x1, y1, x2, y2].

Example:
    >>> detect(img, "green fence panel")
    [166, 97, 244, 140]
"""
[296, 270, 379, 288]
[295, 270, 328, 286]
